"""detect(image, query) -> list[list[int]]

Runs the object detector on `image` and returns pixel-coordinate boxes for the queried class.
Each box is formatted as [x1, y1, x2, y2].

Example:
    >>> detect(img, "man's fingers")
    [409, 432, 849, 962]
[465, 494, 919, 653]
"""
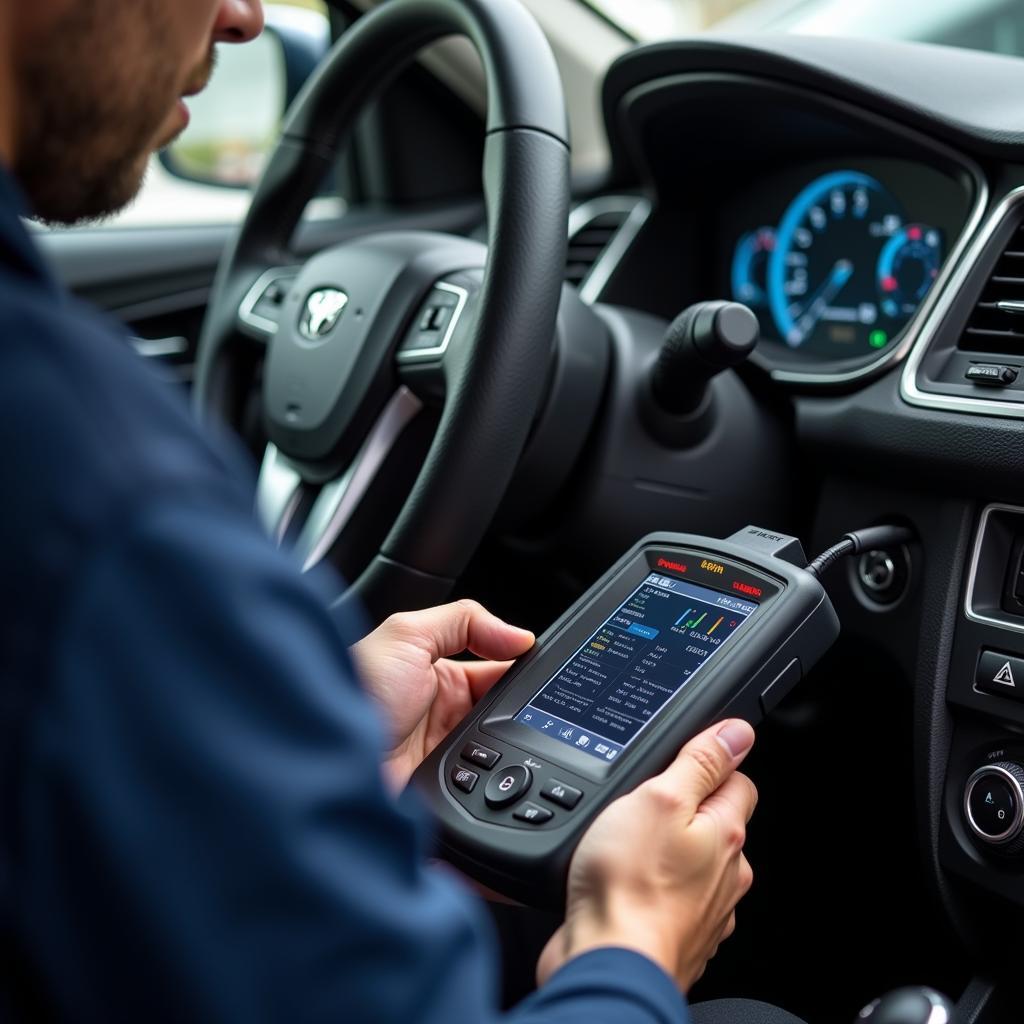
[459, 659, 516, 704]
[656, 719, 755, 817]
[387, 599, 535, 662]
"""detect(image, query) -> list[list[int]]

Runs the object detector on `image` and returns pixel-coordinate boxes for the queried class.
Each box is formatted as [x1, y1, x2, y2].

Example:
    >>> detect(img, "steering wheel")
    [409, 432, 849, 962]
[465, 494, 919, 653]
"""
[194, 0, 570, 623]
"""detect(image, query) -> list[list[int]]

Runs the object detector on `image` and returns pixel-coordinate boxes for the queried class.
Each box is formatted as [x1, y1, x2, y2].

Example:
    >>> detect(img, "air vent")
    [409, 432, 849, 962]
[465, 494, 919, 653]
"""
[565, 197, 650, 302]
[566, 210, 628, 286]
[960, 218, 1024, 355]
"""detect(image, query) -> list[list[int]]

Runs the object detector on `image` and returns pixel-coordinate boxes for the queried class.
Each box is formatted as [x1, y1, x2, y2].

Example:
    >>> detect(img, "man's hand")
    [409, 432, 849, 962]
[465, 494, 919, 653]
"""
[351, 600, 535, 789]
[537, 719, 758, 993]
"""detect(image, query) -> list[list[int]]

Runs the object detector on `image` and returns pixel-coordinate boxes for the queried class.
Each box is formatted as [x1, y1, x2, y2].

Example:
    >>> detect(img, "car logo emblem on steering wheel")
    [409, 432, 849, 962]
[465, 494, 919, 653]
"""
[299, 288, 348, 340]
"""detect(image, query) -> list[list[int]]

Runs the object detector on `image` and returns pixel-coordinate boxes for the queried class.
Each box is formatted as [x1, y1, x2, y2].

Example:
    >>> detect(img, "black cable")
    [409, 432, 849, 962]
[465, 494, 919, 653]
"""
[805, 524, 915, 579]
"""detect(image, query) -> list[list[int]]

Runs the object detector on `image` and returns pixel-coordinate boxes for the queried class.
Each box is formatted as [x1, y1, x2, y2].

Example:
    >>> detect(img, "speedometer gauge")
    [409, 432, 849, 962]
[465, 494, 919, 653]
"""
[767, 171, 912, 356]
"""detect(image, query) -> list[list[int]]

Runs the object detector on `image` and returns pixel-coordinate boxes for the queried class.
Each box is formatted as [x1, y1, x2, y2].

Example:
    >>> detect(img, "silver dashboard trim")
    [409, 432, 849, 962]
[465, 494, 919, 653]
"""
[570, 195, 653, 306]
[964, 503, 1024, 635]
[901, 187, 1024, 418]
[131, 336, 189, 359]
[239, 267, 297, 336]
[395, 282, 469, 363]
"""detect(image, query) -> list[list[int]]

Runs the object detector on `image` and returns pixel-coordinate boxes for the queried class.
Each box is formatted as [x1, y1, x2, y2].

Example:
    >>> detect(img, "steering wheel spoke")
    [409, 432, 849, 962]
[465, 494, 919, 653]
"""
[255, 443, 304, 543]
[292, 387, 423, 571]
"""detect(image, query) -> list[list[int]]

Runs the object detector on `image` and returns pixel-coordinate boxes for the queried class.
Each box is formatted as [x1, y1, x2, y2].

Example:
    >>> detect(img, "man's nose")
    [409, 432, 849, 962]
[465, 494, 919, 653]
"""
[213, 0, 265, 44]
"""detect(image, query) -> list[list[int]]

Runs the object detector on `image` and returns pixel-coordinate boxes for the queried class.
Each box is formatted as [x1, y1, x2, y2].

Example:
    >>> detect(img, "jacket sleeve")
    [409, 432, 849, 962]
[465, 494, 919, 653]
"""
[12, 488, 687, 1024]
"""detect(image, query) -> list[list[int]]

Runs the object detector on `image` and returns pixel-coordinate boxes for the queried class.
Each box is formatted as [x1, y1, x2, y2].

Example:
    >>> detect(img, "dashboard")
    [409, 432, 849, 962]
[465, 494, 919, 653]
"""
[549, 34, 1024, 1006]
[588, 53, 983, 386]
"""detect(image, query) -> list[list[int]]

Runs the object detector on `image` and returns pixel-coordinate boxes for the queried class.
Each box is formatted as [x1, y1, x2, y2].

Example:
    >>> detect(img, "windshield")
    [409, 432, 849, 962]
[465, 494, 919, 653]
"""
[589, 0, 1024, 56]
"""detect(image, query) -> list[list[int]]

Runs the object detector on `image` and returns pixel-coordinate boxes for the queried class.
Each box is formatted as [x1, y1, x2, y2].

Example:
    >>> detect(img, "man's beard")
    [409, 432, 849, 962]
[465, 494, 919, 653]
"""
[13, 4, 204, 226]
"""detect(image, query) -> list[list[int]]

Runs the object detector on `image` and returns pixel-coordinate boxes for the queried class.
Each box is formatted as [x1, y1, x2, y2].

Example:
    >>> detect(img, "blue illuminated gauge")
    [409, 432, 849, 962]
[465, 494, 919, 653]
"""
[876, 223, 943, 320]
[731, 227, 776, 308]
[768, 171, 907, 355]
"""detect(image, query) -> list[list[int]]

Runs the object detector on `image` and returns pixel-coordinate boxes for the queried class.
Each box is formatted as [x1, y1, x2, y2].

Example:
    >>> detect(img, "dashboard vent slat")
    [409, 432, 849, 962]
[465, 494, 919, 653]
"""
[959, 219, 1024, 354]
[565, 197, 651, 302]
[565, 211, 630, 287]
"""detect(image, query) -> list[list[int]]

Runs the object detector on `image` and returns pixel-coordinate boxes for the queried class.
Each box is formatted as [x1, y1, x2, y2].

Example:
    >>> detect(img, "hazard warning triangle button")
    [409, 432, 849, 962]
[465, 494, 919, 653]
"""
[977, 650, 1024, 702]
[994, 662, 1016, 687]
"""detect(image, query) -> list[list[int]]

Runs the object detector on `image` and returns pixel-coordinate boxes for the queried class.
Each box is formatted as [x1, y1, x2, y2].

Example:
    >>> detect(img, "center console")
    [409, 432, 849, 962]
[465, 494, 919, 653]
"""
[940, 504, 1024, 905]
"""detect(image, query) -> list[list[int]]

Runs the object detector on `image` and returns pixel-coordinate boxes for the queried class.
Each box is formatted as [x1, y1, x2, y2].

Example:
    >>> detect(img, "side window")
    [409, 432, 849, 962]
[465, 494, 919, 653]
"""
[106, 0, 331, 228]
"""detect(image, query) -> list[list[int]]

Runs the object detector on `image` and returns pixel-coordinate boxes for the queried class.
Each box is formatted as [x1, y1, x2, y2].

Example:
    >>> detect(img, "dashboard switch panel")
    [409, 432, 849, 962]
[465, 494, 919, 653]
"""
[975, 650, 1024, 702]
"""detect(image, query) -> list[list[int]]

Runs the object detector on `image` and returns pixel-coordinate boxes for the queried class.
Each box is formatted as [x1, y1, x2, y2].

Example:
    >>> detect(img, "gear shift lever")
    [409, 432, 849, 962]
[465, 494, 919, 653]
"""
[650, 300, 759, 416]
[642, 300, 759, 446]
[856, 987, 956, 1024]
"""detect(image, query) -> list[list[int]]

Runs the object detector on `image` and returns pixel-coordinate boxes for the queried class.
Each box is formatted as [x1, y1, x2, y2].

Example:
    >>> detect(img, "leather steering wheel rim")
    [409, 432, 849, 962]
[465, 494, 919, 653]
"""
[194, 0, 570, 621]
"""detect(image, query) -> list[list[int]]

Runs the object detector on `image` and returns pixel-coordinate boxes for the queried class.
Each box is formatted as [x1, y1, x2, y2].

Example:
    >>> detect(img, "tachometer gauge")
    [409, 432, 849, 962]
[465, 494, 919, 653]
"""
[876, 223, 943, 324]
[768, 171, 906, 355]
[731, 227, 776, 308]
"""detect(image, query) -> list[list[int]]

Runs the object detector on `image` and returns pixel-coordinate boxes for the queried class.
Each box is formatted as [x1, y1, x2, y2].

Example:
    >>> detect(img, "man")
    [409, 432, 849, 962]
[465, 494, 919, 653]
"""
[0, 2, 766, 1021]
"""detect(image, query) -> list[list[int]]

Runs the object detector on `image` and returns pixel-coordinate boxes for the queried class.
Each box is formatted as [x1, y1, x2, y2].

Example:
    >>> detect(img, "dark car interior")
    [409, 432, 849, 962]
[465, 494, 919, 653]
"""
[37, 1, 1024, 1020]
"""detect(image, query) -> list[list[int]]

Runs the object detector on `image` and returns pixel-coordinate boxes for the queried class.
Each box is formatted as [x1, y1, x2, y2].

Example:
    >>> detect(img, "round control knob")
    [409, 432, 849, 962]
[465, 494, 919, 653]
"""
[651, 300, 759, 416]
[484, 764, 532, 808]
[963, 762, 1024, 848]
[855, 987, 955, 1024]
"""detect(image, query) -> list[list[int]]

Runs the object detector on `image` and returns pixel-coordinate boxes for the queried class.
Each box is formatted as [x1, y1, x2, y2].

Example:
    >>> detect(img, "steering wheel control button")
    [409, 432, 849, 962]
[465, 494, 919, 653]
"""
[964, 764, 1024, 845]
[965, 363, 1019, 386]
[450, 766, 479, 794]
[460, 742, 500, 770]
[975, 650, 1024, 702]
[513, 802, 554, 825]
[484, 765, 532, 808]
[397, 282, 469, 361]
[540, 779, 583, 810]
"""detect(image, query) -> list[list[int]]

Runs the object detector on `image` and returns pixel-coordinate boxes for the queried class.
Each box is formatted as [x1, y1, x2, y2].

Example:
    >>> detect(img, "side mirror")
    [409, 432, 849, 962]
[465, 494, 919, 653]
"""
[160, 3, 330, 190]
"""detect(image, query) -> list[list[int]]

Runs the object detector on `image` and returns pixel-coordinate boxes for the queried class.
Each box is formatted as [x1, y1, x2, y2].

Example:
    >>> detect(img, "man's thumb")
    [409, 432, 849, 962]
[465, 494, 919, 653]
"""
[662, 719, 755, 813]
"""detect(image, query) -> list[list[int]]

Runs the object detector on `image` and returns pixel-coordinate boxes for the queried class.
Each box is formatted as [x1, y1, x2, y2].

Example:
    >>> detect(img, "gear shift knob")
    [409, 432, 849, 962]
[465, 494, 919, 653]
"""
[651, 300, 759, 416]
[856, 987, 956, 1024]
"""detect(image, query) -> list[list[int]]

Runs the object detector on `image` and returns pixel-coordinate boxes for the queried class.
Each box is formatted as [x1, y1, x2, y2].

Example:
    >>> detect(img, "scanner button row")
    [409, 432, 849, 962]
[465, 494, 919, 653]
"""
[513, 802, 554, 825]
[540, 779, 583, 809]
[451, 766, 479, 794]
[460, 741, 501, 769]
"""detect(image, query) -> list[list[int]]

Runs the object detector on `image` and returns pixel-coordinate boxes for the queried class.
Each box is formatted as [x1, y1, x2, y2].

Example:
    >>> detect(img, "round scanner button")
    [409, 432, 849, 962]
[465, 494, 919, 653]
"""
[484, 765, 532, 808]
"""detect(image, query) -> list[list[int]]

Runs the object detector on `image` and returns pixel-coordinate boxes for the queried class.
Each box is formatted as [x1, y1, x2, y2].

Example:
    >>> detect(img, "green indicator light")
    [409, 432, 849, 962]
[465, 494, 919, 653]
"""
[869, 330, 889, 349]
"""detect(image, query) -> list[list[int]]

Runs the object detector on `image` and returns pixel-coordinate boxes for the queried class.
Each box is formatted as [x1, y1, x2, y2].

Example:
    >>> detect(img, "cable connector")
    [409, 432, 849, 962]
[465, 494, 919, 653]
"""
[806, 524, 915, 579]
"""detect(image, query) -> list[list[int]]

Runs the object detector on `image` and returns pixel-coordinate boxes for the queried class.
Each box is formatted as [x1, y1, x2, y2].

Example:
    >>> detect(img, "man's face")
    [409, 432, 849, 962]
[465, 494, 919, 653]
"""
[13, 0, 264, 225]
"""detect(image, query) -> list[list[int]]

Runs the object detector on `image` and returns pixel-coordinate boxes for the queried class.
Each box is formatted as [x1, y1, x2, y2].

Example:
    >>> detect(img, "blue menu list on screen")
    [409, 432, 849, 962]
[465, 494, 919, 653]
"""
[514, 573, 759, 762]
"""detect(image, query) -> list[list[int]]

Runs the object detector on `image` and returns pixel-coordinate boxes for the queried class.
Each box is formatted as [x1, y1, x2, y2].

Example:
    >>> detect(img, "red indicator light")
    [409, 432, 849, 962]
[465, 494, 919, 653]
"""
[881, 275, 898, 292]
[908, 225, 922, 241]
[732, 581, 763, 597]
[657, 558, 688, 574]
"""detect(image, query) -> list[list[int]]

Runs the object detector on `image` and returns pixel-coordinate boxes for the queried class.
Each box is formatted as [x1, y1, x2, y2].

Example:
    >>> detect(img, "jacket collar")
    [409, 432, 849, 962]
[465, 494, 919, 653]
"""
[0, 162, 62, 294]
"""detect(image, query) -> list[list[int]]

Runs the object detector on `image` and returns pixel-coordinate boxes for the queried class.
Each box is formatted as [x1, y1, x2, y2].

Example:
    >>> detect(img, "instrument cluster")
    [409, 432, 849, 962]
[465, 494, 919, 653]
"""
[723, 159, 965, 366]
